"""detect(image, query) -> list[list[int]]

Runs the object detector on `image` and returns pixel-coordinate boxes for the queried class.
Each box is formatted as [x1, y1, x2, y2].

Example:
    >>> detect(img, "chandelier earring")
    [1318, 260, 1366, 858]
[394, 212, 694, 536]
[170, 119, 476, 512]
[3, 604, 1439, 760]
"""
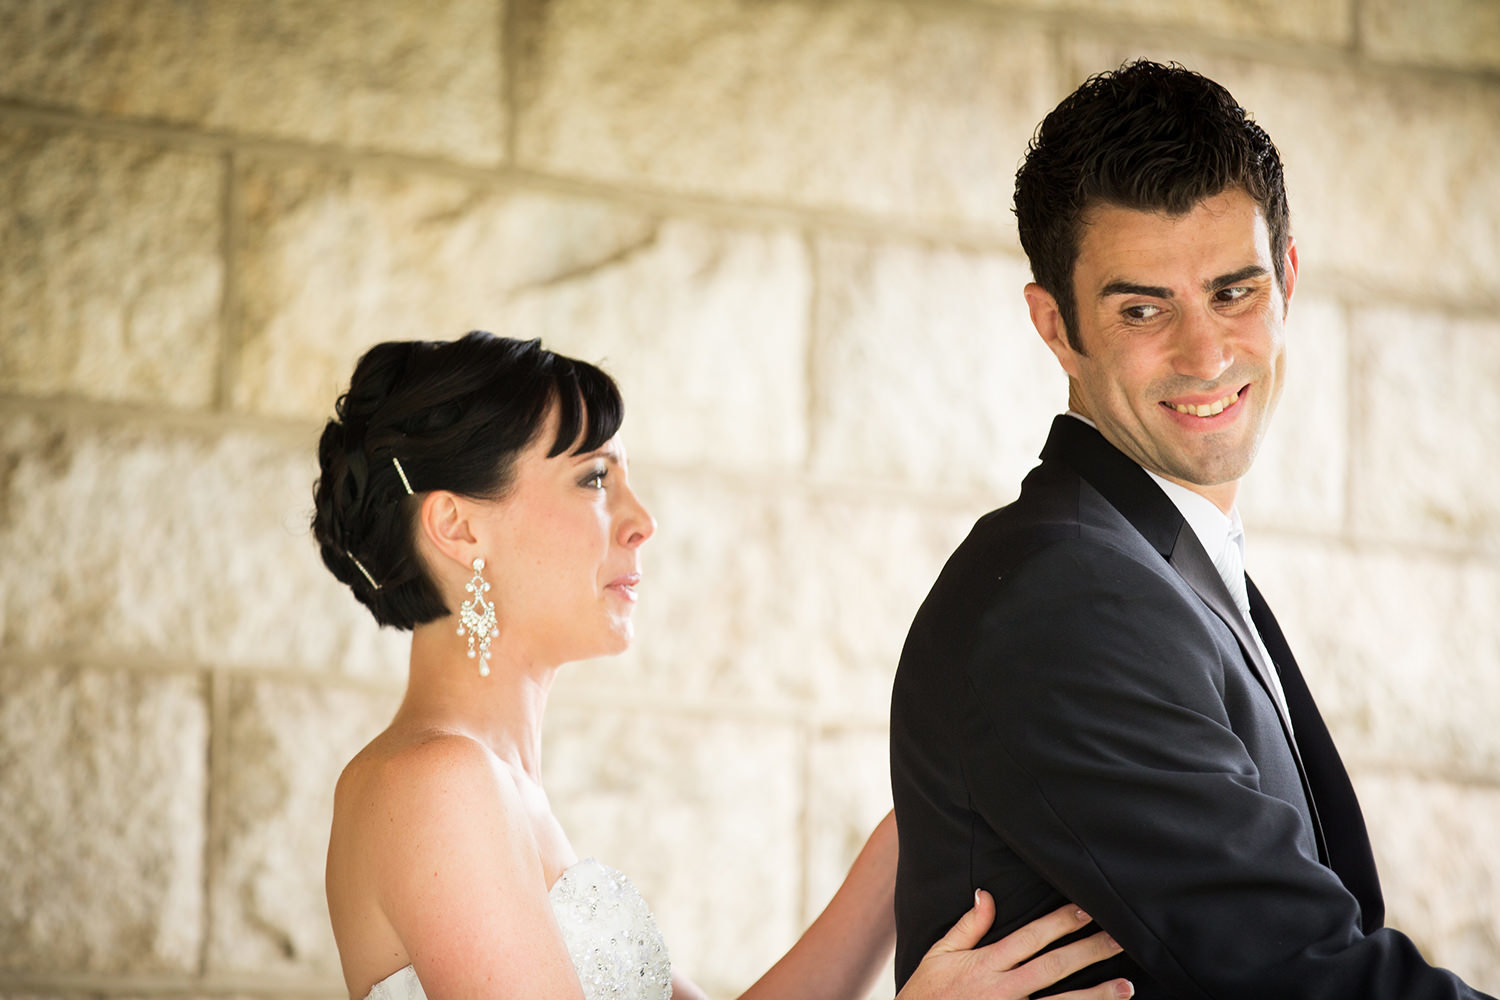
[457, 557, 499, 677]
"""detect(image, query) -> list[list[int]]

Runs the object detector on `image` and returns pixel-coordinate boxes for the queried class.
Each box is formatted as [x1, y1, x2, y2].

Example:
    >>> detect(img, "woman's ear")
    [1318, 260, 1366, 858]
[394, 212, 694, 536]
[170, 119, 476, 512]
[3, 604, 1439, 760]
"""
[417, 491, 480, 572]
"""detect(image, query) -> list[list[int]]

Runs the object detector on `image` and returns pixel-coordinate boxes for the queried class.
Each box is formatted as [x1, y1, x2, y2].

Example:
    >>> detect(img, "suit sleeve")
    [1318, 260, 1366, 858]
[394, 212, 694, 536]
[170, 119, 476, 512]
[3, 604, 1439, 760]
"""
[964, 537, 1489, 1000]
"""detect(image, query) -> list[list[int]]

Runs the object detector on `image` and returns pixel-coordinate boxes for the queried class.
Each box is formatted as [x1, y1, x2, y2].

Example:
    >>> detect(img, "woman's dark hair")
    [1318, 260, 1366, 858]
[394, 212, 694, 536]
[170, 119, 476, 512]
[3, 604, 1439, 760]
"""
[1014, 60, 1290, 352]
[311, 332, 624, 629]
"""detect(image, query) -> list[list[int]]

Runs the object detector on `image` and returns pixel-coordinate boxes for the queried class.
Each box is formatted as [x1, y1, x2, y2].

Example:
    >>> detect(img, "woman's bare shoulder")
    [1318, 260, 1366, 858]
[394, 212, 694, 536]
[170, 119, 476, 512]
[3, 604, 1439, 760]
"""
[334, 727, 522, 832]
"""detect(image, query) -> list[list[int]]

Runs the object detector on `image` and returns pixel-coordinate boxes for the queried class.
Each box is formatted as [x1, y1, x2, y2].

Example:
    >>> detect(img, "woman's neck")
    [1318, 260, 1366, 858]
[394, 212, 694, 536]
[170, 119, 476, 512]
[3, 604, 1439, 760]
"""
[400, 620, 558, 781]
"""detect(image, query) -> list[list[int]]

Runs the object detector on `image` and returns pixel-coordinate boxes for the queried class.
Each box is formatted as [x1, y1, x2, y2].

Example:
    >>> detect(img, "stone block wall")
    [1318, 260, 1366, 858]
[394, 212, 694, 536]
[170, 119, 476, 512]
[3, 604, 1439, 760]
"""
[1, 1, 1496, 996]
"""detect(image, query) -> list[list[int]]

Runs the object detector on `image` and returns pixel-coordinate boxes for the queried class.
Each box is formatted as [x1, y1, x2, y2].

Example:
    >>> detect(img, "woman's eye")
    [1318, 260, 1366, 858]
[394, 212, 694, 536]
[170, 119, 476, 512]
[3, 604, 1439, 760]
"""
[581, 469, 607, 489]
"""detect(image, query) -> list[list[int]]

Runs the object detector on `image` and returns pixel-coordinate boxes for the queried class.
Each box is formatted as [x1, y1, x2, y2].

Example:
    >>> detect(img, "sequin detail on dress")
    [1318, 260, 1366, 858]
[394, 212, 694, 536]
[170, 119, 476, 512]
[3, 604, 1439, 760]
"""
[550, 858, 672, 1000]
[361, 858, 670, 1000]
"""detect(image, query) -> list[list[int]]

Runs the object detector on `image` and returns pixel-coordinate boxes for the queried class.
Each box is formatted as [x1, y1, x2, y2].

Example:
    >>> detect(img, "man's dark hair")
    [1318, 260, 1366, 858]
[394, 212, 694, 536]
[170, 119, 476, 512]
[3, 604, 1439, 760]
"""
[1014, 60, 1290, 351]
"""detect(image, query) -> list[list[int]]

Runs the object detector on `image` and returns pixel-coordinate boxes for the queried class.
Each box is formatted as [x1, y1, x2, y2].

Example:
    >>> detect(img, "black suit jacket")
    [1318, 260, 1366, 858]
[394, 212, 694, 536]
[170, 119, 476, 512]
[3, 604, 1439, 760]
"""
[890, 416, 1491, 999]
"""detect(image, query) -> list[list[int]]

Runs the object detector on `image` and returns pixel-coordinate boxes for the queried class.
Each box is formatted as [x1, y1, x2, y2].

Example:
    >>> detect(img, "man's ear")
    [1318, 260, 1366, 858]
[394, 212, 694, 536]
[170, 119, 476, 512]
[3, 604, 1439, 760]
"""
[1025, 282, 1081, 379]
[1281, 237, 1299, 318]
[418, 491, 480, 571]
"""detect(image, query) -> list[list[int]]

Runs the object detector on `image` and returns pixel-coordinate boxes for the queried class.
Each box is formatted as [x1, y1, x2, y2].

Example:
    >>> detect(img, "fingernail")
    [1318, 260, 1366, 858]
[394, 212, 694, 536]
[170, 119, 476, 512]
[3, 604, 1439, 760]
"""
[974, 888, 983, 907]
[1116, 981, 1135, 998]
[1074, 907, 1091, 923]
[1105, 934, 1122, 952]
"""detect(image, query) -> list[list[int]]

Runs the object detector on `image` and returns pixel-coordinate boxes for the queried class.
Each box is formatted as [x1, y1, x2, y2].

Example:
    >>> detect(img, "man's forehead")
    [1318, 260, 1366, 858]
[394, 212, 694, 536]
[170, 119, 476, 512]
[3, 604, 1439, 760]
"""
[1075, 191, 1273, 279]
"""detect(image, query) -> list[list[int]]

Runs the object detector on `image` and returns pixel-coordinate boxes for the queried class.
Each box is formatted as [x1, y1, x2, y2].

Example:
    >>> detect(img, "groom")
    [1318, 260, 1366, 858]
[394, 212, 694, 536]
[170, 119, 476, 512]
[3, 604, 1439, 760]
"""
[889, 61, 1493, 999]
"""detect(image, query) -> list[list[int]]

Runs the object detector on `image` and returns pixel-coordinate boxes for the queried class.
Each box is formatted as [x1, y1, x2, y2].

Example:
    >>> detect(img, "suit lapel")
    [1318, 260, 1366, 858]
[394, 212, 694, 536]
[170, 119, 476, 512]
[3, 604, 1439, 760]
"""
[1042, 418, 1303, 730]
[1164, 521, 1297, 736]
[1040, 416, 1385, 928]
[1248, 578, 1385, 932]
[1041, 416, 1330, 862]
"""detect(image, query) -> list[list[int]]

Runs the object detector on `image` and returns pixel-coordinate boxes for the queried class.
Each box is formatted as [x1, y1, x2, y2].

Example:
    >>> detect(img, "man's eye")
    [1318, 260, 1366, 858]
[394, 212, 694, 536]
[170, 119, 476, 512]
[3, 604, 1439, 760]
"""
[1124, 304, 1161, 321]
[1217, 286, 1251, 303]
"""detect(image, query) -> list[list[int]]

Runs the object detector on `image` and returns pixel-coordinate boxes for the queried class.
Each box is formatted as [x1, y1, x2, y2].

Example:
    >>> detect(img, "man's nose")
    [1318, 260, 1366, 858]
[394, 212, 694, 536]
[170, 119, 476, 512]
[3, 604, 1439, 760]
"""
[1171, 309, 1234, 382]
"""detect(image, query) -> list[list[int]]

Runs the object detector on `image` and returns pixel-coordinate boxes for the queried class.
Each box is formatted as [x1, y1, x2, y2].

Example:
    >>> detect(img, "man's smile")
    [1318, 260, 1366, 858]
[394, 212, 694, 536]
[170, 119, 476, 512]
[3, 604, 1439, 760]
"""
[1163, 385, 1246, 419]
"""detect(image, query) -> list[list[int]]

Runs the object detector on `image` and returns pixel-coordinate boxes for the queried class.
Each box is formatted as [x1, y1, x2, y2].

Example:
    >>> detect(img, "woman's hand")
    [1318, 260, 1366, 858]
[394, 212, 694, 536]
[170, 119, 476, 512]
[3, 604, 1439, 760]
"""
[896, 890, 1133, 1000]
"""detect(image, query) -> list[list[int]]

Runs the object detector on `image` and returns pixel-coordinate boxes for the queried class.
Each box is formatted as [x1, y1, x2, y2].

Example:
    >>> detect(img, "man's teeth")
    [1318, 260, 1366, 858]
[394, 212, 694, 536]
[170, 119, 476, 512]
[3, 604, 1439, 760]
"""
[1172, 390, 1239, 417]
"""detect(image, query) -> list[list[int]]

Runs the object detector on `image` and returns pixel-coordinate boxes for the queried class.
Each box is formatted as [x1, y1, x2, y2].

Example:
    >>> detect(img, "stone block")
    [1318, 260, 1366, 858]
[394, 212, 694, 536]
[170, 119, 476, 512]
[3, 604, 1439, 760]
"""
[975, 0, 1350, 46]
[505, 219, 812, 469]
[1239, 296, 1348, 533]
[543, 705, 802, 998]
[0, 412, 409, 681]
[230, 160, 657, 421]
[804, 729, 896, 1000]
[0, 662, 206, 972]
[1350, 307, 1500, 550]
[0, 0, 504, 165]
[1350, 770, 1500, 990]
[514, 0, 1058, 230]
[208, 676, 398, 977]
[804, 728, 892, 915]
[550, 468, 977, 721]
[1250, 539, 1500, 778]
[811, 238, 1063, 494]
[1361, 0, 1500, 72]
[0, 125, 222, 408]
[1063, 42, 1500, 305]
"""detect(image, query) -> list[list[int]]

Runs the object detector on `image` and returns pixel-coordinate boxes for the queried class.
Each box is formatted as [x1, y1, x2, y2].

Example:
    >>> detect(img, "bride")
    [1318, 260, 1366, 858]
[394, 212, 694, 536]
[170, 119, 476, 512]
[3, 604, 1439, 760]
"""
[314, 332, 1133, 1000]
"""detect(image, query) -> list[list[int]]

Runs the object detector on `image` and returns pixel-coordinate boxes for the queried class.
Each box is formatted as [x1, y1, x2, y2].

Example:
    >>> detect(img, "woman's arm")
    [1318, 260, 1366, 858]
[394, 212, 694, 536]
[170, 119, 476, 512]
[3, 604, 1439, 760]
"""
[727, 812, 1132, 1000]
[731, 811, 899, 1000]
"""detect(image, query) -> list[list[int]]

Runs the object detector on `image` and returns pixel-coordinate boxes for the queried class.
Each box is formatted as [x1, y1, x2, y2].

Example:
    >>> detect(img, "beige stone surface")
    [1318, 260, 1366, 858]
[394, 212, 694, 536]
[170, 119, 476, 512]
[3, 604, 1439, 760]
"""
[551, 469, 976, 720]
[514, 0, 1057, 229]
[1350, 307, 1500, 550]
[208, 676, 397, 976]
[1361, 0, 1500, 71]
[1250, 539, 1500, 778]
[507, 219, 812, 469]
[811, 238, 1063, 494]
[0, 0, 504, 164]
[0, 125, 222, 407]
[1063, 43, 1500, 306]
[0, 662, 205, 972]
[805, 728, 895, 1000]
[230, 160, 657, 420]
[1239, 296, 1348, 533]
[543, 705, 802, 998]
[1351, 770, 1500, 990]
[0, 412, 409, 681]
[975, 0, 1350, 45]
[804, 728, 892, 915]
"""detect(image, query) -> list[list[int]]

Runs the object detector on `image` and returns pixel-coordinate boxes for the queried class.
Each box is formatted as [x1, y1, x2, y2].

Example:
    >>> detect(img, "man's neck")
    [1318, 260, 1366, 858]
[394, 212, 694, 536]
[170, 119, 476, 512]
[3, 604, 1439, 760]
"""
[1063, 410, 1240, 514]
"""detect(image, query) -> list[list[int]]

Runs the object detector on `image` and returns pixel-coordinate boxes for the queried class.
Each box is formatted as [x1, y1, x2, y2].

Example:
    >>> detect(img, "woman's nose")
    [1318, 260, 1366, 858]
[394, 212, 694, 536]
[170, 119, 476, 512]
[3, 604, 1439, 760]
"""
[619, 489, 656, 548]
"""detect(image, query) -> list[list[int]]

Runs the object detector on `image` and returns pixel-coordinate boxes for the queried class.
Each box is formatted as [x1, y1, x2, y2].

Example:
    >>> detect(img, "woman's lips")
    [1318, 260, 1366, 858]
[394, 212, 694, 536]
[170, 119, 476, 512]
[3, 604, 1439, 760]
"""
[606, 573, 641, 601]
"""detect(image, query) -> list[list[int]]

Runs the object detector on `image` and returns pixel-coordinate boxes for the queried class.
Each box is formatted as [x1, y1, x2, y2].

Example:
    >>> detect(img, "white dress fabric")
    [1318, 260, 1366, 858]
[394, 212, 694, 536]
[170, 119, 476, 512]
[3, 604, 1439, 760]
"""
[363, 858, 672, 1000]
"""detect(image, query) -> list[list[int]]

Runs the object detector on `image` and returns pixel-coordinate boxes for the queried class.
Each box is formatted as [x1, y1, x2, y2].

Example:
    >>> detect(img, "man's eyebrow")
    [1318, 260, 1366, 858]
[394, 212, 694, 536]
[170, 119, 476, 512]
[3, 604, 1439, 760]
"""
[1205, 265, 1269, 292]
[1098, 266, 1271, 301]
[1100, 280, 1172, 299]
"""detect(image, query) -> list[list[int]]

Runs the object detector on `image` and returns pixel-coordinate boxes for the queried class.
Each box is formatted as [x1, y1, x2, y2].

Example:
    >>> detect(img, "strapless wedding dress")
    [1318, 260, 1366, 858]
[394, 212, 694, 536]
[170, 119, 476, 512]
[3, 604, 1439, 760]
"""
[362, 857, 672, 1000]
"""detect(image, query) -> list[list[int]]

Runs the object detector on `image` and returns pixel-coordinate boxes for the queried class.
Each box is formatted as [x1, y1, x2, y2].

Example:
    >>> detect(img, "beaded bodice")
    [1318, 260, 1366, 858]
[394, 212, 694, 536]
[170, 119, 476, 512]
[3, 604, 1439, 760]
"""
[362, 858, 671, 1000]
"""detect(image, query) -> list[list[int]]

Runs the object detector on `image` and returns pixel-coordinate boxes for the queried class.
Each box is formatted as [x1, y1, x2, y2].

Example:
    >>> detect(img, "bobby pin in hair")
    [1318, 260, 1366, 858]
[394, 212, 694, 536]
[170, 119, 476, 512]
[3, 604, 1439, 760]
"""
[347, 551, 382, 590]
[392, 456, 414, 495]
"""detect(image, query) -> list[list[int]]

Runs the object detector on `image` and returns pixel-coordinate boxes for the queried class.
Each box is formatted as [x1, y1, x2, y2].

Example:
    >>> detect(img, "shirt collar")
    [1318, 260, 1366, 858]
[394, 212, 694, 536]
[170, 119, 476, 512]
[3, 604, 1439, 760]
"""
[1064, 411, 1242, 564]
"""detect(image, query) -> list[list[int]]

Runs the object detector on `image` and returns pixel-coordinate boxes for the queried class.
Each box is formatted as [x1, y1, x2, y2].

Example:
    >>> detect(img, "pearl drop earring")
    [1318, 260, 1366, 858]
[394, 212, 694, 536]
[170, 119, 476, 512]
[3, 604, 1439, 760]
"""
[457, 557, 498, 676]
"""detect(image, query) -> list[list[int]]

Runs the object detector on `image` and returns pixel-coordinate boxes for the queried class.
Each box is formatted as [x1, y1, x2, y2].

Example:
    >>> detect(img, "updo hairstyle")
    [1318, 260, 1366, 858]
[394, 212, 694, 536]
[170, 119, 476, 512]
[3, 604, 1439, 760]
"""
[311, 332, 624, 629]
